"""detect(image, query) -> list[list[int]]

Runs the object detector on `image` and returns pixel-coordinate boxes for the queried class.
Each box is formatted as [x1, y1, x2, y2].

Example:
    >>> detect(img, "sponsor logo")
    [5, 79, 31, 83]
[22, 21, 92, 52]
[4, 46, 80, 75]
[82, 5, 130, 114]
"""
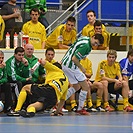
[52, 80, 61, 92]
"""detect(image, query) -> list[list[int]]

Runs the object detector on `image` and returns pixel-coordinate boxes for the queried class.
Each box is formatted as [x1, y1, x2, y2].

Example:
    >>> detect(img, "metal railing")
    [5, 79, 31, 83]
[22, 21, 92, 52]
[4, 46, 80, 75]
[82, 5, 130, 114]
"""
[46, 0, 81, 34]
[46, 0, 93, 36]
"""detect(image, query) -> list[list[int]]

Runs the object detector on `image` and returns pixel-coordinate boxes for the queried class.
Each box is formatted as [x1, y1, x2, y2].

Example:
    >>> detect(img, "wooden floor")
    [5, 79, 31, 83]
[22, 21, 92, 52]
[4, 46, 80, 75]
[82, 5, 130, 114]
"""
[0, 111, 133, 133]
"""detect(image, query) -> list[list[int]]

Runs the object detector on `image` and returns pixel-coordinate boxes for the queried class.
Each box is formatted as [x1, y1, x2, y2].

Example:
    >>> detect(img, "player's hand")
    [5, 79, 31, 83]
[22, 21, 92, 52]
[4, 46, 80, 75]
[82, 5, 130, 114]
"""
[22, 58, 28, 66]
[115, 79, 122, 87]
[30, 68, 34, 74]
[13, 12, 20, 18]
[26, 76, 32, 81]
[40, 59, 46, 66]
[80, 67, 86, 74]
[50, 111, 63, 116]
[0, 62, 6, 68]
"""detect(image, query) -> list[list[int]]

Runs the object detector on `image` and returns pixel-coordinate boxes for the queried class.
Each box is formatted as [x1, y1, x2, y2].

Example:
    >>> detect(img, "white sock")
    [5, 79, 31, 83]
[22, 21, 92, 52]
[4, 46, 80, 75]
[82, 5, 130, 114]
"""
[66, 87, 76, 100]
[77, 90, 88, 111]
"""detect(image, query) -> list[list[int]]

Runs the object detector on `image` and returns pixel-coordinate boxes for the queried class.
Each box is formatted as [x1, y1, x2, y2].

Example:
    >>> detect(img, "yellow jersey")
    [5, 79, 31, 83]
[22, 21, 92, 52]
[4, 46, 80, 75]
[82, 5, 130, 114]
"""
[38, 59, 56, 83]
[46, 24, 77, 49]
[82, 23, 106, 36]
[88, 29, 110, 48]
[44, 61, 69, 101]
[95, 60, 121, 82]
[80, 58, 93, 75]
[22, 21, 46, 49]
[49, 59, 56, 64]
[0, 15, 5, 40]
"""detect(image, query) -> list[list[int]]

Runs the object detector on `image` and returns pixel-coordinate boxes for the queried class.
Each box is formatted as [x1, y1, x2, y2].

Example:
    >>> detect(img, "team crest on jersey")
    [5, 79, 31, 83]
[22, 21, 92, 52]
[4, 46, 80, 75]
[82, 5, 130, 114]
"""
[100, 69, 105, 75]
[58, 35, 63, 42]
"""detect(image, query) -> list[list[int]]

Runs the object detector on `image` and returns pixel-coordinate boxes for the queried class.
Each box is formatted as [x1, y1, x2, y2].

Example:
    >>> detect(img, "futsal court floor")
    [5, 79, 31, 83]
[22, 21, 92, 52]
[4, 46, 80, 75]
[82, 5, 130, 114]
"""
[0, 111, 133, 133]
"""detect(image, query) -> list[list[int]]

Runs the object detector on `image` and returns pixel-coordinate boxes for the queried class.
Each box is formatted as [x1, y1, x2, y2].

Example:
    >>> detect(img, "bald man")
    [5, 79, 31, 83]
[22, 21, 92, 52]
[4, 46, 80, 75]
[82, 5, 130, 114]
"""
[24, 44, 46, 83]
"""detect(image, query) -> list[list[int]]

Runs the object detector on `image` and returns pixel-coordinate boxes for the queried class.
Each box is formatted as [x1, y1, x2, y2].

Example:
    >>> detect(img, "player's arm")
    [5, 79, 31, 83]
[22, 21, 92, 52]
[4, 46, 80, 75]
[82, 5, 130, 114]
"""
[57, 26, 70, 49]
[72, 56, 86, 74]
[40, 59, 46, 66]
[101, 76, 117, 83]
[117, 74, 123, 82]
[85, 73, 92, 79]
[42, 41, 46, 49]
[42, 26, 47, 49]
[2, 12, 20, 21]
[58, 43, 70, 49]
[51, 99, 65, 116]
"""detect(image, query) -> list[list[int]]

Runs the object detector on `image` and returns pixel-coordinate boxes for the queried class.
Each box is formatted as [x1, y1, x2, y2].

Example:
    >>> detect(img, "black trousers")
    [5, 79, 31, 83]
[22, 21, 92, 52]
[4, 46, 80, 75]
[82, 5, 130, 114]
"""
[0, 83, 13, 111]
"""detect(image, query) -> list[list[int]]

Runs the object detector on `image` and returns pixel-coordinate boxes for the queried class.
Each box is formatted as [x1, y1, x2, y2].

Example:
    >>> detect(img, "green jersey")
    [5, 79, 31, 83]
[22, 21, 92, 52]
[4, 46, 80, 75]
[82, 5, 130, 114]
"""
[6, 56, 30, 82]
[62, 36, 92, 70]
[0, 67, 7, 84]
[25, 0, 47, 13]
[24, 55, 46, 83]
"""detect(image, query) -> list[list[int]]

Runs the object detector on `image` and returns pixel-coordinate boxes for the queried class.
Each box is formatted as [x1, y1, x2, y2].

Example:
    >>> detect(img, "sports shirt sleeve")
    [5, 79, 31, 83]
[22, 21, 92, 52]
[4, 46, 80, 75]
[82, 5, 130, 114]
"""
[0, 67, 7, 84]
[74, 43, 91, 60]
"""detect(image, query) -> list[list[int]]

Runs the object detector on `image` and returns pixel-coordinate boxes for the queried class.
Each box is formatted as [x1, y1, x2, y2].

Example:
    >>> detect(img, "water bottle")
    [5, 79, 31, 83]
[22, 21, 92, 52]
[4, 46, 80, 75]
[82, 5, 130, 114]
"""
[22, 35, 29, 48]
[6, 32, 10, 49]
[14, 32, 18, 49]
[18, 32, 22, 47]
[32, 59, 41, 72]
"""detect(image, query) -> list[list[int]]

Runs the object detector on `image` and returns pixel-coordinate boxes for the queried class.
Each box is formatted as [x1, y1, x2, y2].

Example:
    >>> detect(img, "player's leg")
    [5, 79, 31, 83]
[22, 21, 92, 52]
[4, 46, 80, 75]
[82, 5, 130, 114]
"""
[85, 81, 97, 112]
[7, 84, 32, 116]
[69, 93, 78, 112]
[66, 84, 80, 100]
[15, 84, 32, 111]
[120, 80, 133, 111]
[105, 82, 116, 112]
[20, 102, 43, 117]
[77, 79, 90, 115]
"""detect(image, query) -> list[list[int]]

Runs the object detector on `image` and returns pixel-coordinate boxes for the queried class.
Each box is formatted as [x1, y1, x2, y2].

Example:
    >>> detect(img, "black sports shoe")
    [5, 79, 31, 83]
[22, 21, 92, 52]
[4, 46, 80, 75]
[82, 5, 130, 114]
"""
[19, 110, 35, 118]
[7, 110, 20, 116]
[71, 106, 78, 112]
[96, 106, 105, 112]
[86, 106, 97, 112]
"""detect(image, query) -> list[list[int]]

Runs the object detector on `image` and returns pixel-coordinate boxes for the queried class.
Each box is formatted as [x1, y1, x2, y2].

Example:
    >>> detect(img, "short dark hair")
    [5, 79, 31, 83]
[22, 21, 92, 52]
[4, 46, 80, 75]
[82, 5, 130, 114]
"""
[14, 47, 25, 54]
[0, 50, 4, 55]
[94, 33, 104, 45]
[127, 49, 133, 58]
[86, 10, 96, 17]
[30, 8, 40, 14]
[94, 20, 102, 28]
[45, 47, 55, 54]
[67, 16, 76, 23]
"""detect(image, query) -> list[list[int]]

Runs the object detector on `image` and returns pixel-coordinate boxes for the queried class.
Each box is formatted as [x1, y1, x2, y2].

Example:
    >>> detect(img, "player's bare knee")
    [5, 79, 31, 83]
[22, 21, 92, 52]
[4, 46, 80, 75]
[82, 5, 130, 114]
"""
[122, 80, 129, 88]
[22, 84, 32, 92]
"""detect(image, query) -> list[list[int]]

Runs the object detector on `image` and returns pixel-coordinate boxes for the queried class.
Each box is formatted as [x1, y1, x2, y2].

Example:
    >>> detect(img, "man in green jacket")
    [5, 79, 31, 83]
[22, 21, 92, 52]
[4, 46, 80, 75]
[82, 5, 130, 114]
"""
[24, 44, 46, 83]
[6, 47, 32, 105]
[6, 47, 31, 84]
